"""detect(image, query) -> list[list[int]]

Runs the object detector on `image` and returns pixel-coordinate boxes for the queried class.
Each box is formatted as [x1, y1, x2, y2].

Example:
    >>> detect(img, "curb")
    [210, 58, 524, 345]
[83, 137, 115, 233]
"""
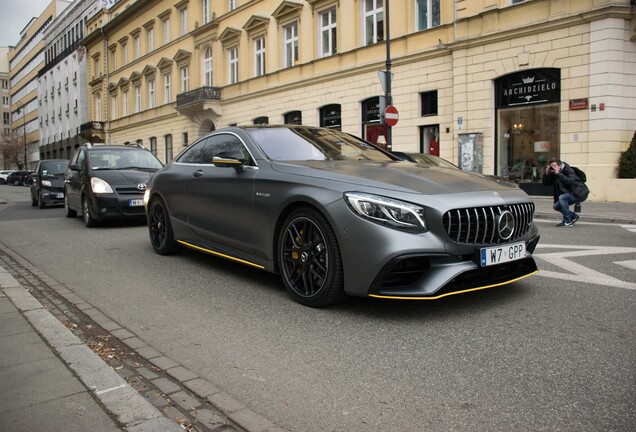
[0, 251, 286, 432]
[534, 212, 636, 225]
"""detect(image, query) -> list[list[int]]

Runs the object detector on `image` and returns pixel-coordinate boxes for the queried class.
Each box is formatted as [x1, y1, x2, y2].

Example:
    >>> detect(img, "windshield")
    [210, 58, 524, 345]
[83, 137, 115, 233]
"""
[40, 161, 69, 176]
[409, 153, 458, 169]
[88, 149, 163, 170]
[249, 127, 394, 162]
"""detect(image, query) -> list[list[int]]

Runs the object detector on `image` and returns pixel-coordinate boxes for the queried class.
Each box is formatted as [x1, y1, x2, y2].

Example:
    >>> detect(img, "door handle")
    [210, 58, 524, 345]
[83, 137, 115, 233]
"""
[192, 170, 203, 178]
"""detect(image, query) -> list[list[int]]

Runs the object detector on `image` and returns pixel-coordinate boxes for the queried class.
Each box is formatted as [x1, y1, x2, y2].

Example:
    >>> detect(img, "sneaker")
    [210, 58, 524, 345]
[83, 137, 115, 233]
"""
[556, 221, 574, 227]
[572, 214, 580, 224]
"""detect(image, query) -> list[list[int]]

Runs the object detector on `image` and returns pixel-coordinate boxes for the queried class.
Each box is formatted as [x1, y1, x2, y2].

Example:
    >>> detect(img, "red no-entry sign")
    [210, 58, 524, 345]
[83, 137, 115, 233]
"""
[384, 105, 399, 126]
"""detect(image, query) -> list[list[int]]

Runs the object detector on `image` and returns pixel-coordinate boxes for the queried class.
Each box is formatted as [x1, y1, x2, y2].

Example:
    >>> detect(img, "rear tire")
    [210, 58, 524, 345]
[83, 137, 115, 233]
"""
[278, 207, 346, 307]
[148, 197, 180, 255]
[82, 195, 98, 227]
[64, 190, 77, 218]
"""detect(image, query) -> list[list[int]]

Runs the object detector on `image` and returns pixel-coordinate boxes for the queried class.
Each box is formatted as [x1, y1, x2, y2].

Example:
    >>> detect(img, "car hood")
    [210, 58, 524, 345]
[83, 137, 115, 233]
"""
[93, 169, 154, 186]
[270, 160, 518, 195]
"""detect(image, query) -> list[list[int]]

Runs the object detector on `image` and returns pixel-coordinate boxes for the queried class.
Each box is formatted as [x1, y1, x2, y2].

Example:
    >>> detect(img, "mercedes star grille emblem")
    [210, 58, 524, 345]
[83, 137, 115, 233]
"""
[497, 210, 515, 240]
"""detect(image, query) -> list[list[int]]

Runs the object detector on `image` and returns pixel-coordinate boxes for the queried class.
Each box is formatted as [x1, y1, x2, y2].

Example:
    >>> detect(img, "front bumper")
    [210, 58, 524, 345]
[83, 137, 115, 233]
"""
[89, 194, 147, 220]
[40, 187, 65, 205]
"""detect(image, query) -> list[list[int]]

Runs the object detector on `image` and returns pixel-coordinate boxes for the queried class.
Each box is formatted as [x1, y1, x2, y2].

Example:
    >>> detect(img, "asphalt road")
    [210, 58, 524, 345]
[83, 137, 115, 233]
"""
[1, 185, 634, 432]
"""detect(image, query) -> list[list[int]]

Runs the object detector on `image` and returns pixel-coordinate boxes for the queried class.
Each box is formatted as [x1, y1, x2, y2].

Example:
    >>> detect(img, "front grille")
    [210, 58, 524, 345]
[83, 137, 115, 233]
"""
[443, 203, 534, 245]
[115, 186, 145, 195]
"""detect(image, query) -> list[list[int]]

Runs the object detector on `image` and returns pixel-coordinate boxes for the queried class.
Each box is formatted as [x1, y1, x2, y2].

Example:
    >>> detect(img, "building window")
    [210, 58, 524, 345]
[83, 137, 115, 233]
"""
[183, 132, 188, 146]
[203, 0, 211, 24]
[150, 136, 157, 155]
[416, 0, 440, 30]
[163, 73, 171, 103]
[123, 90, 129, 116]
[363, 0, 384, 46]
[255, 37, 265, 76]
[112, 94, 118, 119]
[229, 47, 238, 84]
[320, 104, 341, 130]
[135, 85, 141, 112]
[163, 18, 170, 44]
[148, 79, 155, 108]
[204, 47, 213, 86]
[134, 36, 140, 59]
[122, 43, 128, 65]
[180, 8, 188, 35]
[420, 90, 438, 116]
[253, 116, 268, 125]
[110, 48, 117, 70]
[283, 22, 298, 68]
[95, 93, 101, 121]
[181, 66, 189, 92]
[147, 27, 154, 52]
[284, 111, 302, 125]
[165, 134, 173, 162]
[319, 8, 337, 57]
[229, 0, 236, 11]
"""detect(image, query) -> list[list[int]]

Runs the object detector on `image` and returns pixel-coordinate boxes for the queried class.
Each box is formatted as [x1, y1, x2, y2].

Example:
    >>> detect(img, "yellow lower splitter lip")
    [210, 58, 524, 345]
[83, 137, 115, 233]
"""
[177, 240, 265, 269]
[368, 270, 539, 300]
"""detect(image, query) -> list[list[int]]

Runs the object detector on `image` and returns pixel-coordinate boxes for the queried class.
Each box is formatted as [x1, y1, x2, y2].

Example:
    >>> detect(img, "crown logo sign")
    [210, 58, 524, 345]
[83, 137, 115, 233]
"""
[522, 76, 535, 84]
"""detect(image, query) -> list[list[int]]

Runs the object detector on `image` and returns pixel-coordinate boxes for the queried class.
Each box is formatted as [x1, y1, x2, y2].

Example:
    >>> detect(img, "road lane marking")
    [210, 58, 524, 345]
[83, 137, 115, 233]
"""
[533, 244, 636, 290]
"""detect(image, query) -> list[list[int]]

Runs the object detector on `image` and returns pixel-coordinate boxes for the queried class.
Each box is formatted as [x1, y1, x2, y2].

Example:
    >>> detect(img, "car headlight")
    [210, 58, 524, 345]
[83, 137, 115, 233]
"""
[344, 192, 427, 233]
[90, 177, 114, 194]
[143, 188, 150, 206]
[41, 180, 52, 187]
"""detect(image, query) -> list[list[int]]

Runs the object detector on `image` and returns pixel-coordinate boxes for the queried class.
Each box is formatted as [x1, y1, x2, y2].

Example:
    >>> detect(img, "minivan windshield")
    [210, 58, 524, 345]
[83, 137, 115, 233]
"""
[88, 149, 163, 171]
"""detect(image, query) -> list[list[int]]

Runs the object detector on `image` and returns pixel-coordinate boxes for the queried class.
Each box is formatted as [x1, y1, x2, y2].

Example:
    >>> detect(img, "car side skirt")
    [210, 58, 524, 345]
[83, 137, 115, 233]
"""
[177, 240, 266, 270]
[368, 269, 538, 300]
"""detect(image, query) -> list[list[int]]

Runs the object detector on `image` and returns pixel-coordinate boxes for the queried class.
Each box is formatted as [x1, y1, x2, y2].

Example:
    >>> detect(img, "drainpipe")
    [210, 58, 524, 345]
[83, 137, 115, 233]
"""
[100, 27, 111, 144]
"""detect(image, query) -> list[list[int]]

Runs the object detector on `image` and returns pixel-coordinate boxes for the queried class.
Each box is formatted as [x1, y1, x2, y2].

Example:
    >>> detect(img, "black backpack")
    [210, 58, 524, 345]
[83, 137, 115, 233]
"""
[571, 166, 587, 182]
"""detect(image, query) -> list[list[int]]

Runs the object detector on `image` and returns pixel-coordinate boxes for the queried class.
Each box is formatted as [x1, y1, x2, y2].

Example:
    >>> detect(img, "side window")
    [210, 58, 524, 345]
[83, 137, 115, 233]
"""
[177, 137, 211, 164]
[206, 134, 252, 165]
[177, 134, 252, 165]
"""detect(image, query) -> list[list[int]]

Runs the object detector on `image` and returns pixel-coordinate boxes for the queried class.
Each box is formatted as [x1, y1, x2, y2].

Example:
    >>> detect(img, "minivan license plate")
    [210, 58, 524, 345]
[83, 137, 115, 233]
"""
[480, 242, 526, 267]
[129, 199, 144, 207]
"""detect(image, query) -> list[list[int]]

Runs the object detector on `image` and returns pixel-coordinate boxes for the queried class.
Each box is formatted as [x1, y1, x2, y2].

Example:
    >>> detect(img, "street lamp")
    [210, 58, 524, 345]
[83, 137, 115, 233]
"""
[15, 101, 27, 170]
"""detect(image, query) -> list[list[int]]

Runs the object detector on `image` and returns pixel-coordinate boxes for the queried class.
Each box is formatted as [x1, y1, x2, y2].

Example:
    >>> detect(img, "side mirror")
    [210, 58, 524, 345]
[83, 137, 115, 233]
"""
[213, 150, 245, 172]
[69, 164, 81, 172]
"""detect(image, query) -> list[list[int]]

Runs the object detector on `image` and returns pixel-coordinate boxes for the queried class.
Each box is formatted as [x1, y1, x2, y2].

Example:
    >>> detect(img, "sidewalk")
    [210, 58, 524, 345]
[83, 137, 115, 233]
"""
[0, 266, 182, 432]
[531, 196, 636, 225]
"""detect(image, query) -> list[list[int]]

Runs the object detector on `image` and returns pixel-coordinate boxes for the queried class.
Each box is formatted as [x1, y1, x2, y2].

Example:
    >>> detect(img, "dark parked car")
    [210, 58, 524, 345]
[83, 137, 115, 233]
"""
[6, 170, 33, 186]
[145, 125, 540, 307]
[30, 159, 69, 208]
[64, 143, 163, 227]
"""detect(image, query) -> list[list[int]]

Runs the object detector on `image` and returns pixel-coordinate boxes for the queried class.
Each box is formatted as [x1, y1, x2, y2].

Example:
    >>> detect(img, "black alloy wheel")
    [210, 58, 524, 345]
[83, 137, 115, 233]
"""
[278, 207, 345, 307]
[64, 189, 77, 218]
[82, 195, 98, 227]
[148, 198, 180, 255]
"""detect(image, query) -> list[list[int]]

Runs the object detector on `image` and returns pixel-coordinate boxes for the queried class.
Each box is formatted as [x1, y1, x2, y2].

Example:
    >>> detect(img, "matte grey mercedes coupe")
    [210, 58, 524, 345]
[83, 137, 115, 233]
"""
[144, 125, 540, 307]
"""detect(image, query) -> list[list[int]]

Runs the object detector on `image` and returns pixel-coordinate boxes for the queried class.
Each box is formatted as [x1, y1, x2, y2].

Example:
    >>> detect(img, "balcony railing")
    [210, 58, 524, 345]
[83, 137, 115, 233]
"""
[176, 86, 221, 108]
[80, 121, 105, 134]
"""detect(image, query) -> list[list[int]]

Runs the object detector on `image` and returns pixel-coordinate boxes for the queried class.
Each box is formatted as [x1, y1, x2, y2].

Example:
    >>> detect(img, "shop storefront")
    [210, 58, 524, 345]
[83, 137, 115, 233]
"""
[495, 68, 561, 195]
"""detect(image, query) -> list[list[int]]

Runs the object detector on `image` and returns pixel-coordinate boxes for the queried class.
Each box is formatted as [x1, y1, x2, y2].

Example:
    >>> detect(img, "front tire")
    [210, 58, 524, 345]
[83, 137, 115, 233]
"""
[82, 195, 98, 227]
[278, 207, 345, 307]
[31, 191, 37, 207]
[148, 197, 180, 255]
[37, 192, 46, 209]
[64, 189, 77, 218]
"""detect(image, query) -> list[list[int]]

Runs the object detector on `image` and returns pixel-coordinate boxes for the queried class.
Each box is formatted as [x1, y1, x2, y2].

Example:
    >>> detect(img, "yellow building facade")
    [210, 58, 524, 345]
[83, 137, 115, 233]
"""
[83, 0, 636, 201]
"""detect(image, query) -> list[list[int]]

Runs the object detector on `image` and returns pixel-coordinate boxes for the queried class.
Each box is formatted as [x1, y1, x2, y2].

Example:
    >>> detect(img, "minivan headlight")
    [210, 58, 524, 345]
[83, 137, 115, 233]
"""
[344, 192, 427, 233]
[90, 177, 114, 194]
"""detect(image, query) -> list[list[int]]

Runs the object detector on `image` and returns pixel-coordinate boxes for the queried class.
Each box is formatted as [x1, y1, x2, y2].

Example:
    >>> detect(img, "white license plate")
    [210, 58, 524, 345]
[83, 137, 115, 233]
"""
[129, 199, 144, 207]
[55, 193, 64, 199]
[480, 241, 526, 267]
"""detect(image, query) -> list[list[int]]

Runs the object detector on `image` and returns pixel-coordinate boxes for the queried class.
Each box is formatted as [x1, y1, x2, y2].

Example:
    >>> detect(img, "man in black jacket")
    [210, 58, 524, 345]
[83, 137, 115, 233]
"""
[542, 157, 588, 227]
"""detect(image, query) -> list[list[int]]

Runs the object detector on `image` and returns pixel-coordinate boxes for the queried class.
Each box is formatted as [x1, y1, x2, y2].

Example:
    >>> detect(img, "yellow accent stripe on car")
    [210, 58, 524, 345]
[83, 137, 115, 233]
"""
[368, 270, 539, 300]
[177, 240, 265, 269]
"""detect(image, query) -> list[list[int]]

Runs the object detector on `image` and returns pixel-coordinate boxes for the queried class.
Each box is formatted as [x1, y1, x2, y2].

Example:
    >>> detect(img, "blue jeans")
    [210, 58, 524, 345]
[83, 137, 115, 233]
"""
[553, 193, 578, 223]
